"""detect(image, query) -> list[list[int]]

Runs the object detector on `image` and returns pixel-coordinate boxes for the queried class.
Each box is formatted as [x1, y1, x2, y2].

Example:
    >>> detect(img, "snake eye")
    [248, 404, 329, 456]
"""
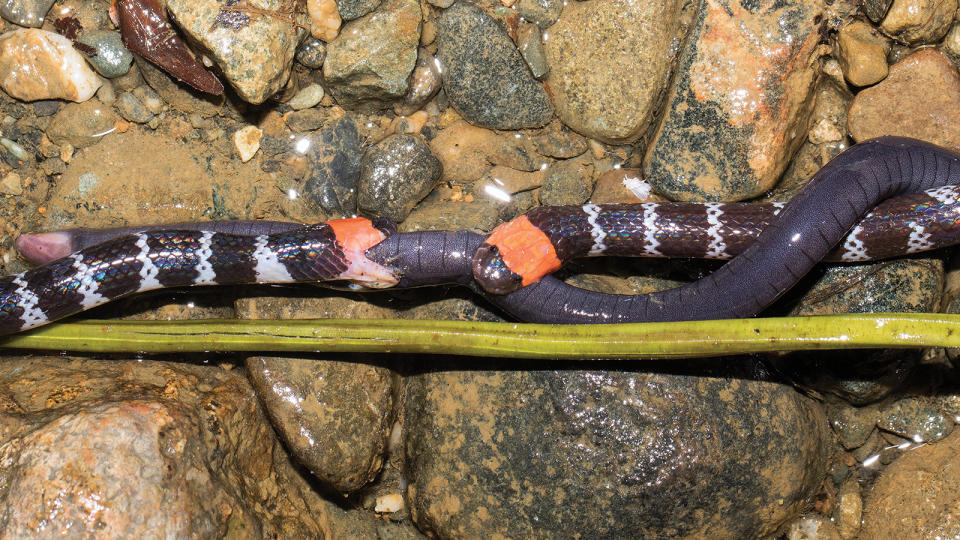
[472, 244, 523, 294]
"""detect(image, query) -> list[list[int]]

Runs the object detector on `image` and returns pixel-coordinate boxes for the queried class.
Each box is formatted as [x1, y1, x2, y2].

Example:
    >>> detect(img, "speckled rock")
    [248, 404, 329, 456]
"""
[777, 258, 944, 405]
[165, 0, 308, 104]
[395, 48, 442, 115]
[0, 28, 102, 102]
[861, 429, 960, 537]
[295, 36, 327, 68]
[544, 0, 689, 144]
[643, 0, 834, 201]
[323, 0, 420, 108]
[538, 156, 594, 205]
[517, 0, 562, 28]
[879, 0, 956, 45]
[828, 402, 880, 450]
[848, 49, 960, 150]
[301, 116, 362, 216]
[0, 356, 383, 537]
[405, 365, 830, 538]
[77, 30, 133, 79]
[46, 99, 118, 149]
[878, 397, 953, 443]
[115, 91, 153, 123]
[862, 0, 893, 22]
[835, 20, 890, 87]
[235, 295, 396, 493]
[531, 123, 589, 158]
[336, 0, 380, 20]
[436, 3, 552, 130]
[0, 0, 54, 27]
[357, 134, 442, 222]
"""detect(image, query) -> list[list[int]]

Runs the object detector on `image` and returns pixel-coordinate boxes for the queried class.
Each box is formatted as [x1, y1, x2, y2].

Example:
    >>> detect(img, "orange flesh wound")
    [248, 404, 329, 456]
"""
[327, 217, 386, 252]
[486, 216, 561, 286]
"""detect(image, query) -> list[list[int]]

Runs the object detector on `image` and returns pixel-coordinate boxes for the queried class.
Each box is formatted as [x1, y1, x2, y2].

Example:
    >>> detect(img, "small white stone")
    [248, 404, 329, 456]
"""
[0, 29, 102, 102]
[374, 492, 405, 513]
[287, 84, 325, 110]
[233, 125, 263, 163]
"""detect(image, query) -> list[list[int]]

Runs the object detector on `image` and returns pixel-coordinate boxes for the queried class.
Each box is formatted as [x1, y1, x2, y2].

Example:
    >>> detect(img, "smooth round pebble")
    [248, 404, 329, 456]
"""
[77, 30, 133, 78]
[358, 133, 441, 222]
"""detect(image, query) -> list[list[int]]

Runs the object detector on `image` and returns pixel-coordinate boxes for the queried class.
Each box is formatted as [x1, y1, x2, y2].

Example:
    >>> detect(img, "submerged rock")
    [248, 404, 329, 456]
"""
[0, 29, 102, 102]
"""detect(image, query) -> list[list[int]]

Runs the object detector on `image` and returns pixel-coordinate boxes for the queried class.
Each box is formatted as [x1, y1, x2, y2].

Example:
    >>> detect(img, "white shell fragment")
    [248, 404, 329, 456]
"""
[0, 29, 102, 103]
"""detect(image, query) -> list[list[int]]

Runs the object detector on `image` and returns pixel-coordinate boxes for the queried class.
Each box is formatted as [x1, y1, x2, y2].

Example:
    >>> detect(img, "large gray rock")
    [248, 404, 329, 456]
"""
[405, 365, 831, 538]
[436, 3, 552, 130]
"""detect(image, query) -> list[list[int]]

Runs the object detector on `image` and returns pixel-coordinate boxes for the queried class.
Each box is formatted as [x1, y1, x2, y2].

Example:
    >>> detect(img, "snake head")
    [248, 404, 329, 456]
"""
[472, 243, 523, 294]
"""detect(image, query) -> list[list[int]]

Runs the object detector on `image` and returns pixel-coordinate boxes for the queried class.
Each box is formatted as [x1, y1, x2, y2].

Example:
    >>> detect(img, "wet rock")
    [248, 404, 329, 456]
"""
[834, 479, 863, 539]
[476, 165, 543, 196]
[517, 22, 547, 80]
[323, 0, 420, 108]
[531, 123, 588, 158]
[518, 0, 562, 28]
[30, 99, 59, 116]
[785, 515, 843, 540]
[165, 0, 308, 104]
[115, 91, 153, 123]
[848, 49, 960, 150]
[395, 48, 442, 115]
[538, 156, 594, 205]
[861, 429, 960, 537]
[862, 0, 893, 23]
[77, 30, 133, 79]
[828, 402, 880, 450]
[404, 197, 502, 231]
[644, 1, 834, 201]
[295, 36, 327, 68]
[878, 397, 953, 443]
[335, 0, 380, 20]
[880, 0, 956, 45]
[0, 0, 53, 27]
[358, 134, 442, 222]
[405, 366, 830, 538]
[437, 3, 552, 129]
[301, 116, 362, 216]
[233, 125, 262, 162]
[0, 28, 102, 102]
[284, 107, 331, 131]
[777, 259, 943, 404]
[0, 356, 375, 537]
[247, 356, 394, 493]
[544, 0, 688, 144]
[308, 0, 341, 41]
[835, 19, 891, 87]
[287, 83, 325, 110]
[46, 99, 118, 149]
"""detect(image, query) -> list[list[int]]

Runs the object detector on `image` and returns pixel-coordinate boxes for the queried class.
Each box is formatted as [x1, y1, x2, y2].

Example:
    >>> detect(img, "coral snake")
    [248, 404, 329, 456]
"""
[4, 136, 960, 334]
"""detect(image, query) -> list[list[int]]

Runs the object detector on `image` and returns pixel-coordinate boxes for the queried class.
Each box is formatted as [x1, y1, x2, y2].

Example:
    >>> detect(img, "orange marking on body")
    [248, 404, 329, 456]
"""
[327, 217, 387, 251]
[486, 216, 562, 286]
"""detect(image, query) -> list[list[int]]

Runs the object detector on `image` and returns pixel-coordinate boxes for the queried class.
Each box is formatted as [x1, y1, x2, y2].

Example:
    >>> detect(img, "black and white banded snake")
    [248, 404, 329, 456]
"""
[3, 136, 960, 335]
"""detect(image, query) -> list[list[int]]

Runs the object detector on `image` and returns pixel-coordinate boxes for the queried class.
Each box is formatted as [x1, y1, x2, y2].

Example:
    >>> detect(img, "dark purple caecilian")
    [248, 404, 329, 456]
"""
[0, 219, 397, 335]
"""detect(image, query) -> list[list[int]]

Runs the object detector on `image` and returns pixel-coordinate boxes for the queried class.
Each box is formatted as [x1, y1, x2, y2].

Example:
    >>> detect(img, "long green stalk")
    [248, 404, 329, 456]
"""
[0, 313, 958, 358]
